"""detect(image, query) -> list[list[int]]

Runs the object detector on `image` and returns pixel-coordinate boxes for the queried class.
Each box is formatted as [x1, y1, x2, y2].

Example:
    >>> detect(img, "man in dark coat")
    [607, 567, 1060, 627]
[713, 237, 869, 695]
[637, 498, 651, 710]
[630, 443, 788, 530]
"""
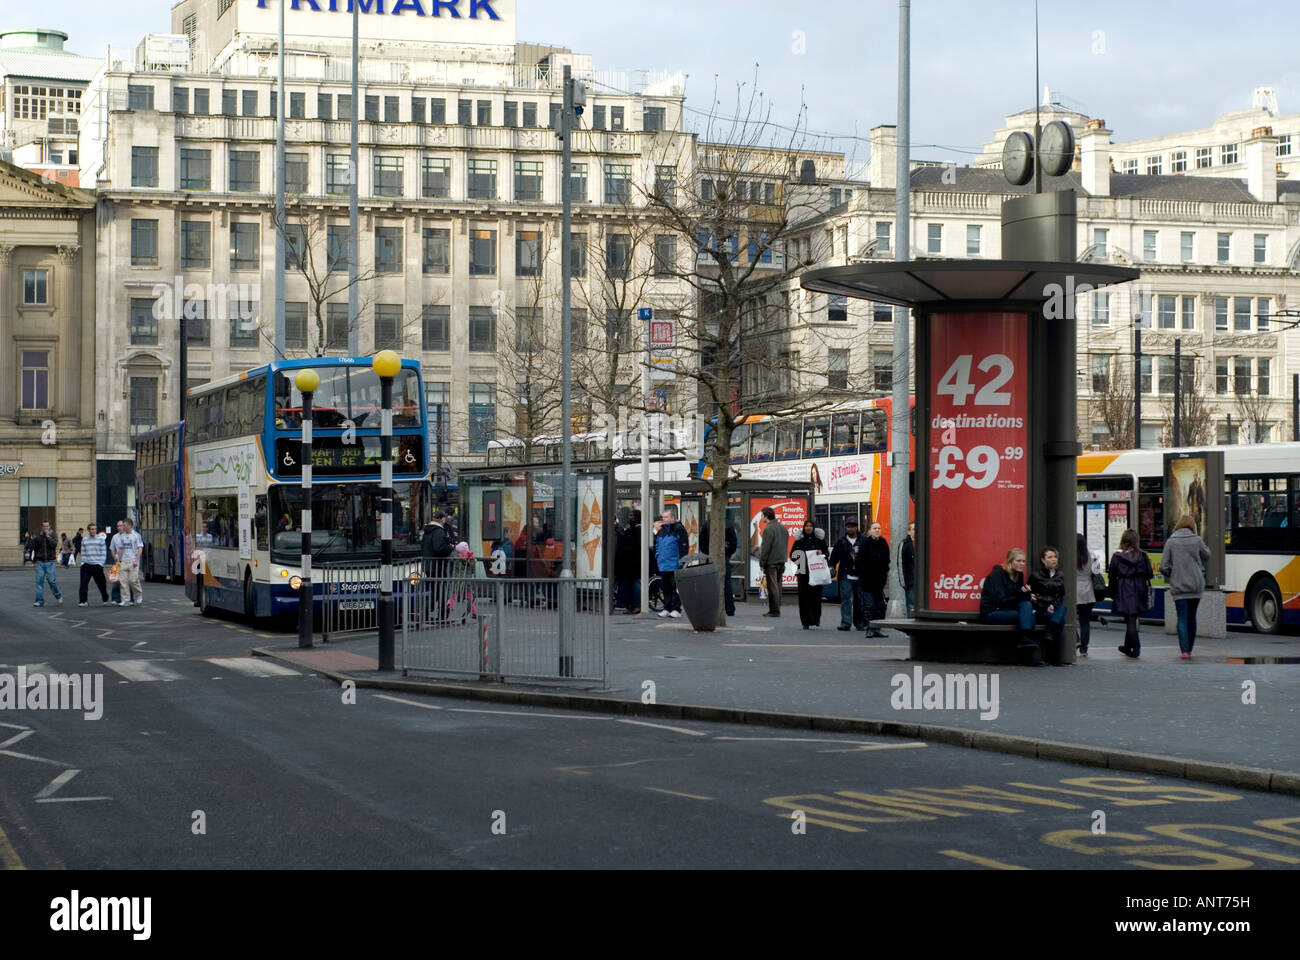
[700, 518, 738, 616]
[421, 510, 454, 621]
[829, 518, 868, 630]
[861, 521, 890, 637]
[901, 522, 916, 617]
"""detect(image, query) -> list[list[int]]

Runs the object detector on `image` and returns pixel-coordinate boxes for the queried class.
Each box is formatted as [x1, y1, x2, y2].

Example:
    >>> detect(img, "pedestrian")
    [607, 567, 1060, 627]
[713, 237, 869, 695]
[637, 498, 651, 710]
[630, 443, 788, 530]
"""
[111, 517, 145, 605]
[444, 505, 459, 541]
[1027, 544, 1067, 655]
[700, 517, 738, 616]
[1109, 528, 1153, 659]
[829, 518, 867, 630]
[421, 509, 454, 621]
[1074, 533, 1104, 657]
[653, 507, 689, 619]
[978, 547, 1043, 666]
[861, 521, 890, 637]
[901, 521, 916, 617]
[613, 510, 642, 614]
[753, 506, 789, 618]
[73, 527, 84, 563]
[108, 521, 124, 605]
[792, 520, 829, 629]
[78, 522, 111, 605]
[60, 532, 74, 567]
[1160, 514, 1211, 660]
[21, 529, 33, 566]
[31, 520, 64, 606]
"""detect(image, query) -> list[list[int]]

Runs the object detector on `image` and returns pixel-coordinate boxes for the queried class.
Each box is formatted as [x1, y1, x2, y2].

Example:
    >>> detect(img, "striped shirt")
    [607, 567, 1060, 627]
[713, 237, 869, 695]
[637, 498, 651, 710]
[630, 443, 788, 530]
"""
[80, 533, 108, 566]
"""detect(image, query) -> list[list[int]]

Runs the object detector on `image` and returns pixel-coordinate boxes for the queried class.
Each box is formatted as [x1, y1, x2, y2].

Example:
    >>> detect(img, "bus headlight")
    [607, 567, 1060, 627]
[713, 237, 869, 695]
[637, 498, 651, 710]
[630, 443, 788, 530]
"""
[289, 576, 303, 590]
[279, 569, 289, 578]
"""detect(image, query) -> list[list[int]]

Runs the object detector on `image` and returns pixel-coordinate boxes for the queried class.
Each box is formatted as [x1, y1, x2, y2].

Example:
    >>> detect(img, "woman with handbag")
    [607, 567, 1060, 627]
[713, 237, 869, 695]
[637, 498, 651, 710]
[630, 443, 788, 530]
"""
[1074, 534, 1105, 657]
[792, 520, 829, 629]
[1109, 528, 1153, 659]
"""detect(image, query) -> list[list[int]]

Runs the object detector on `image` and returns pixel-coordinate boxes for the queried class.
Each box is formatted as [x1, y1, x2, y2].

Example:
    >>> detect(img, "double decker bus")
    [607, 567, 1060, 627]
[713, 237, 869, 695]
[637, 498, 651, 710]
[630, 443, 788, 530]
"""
[1078, 443, 1300, 634]
[134, 422, 185, 583]
[183, 357, 431, 619]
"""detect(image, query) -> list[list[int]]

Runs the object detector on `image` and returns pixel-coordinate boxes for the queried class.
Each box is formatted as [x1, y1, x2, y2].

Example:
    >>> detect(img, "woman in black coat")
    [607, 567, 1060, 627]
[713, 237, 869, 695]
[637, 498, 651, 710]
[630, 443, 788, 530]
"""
[979, 547, 1042, 664]
[1027, 545, 1067, 653]
[613, 511, 642, 614]
[791, 520, 829, 629]
[1109, 528, 1153, 659]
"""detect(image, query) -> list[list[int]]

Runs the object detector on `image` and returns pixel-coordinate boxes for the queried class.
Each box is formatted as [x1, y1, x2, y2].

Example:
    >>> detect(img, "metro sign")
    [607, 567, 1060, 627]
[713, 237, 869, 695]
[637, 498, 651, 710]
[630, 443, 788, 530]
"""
[650, 320, 673, 346]
[256, 0, 502, 17]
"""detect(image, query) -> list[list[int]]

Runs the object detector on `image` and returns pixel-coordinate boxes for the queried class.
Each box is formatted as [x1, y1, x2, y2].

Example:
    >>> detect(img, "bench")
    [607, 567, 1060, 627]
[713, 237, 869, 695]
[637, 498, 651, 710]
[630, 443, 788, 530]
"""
[875, 619, 1054, 665]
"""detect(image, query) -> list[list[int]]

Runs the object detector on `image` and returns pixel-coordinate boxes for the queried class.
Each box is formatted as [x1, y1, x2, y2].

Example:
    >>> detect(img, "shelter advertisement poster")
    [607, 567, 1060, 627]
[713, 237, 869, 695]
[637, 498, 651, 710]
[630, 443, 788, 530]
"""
[577, 476, 604, 578]
[927, 312, 1030, 612]
[747, 497, 807, 589]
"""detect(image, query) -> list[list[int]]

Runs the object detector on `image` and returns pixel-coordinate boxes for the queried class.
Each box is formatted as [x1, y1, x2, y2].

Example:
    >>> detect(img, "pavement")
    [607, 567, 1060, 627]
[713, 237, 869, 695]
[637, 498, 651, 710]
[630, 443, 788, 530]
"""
[252, 596, 1300, 796]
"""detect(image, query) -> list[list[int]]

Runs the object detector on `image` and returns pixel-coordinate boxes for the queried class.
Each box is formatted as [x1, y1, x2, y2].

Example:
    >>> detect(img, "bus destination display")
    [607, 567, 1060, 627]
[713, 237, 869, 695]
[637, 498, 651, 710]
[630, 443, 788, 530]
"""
[274, 435, 425, 477]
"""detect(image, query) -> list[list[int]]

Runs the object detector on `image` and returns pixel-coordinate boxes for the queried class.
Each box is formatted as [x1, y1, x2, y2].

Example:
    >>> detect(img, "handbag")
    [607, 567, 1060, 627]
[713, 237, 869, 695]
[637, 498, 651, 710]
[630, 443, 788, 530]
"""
[108, 564, 121, 583]
[1091, 571, 1107, 600]
[807, 551, 832, 586]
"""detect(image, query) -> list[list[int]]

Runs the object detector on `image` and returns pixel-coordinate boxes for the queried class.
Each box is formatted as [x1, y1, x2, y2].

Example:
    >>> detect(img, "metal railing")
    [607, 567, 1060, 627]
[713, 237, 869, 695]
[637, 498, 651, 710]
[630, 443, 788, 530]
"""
[400, 567, 608, 685]
[320, 558, 421, 642]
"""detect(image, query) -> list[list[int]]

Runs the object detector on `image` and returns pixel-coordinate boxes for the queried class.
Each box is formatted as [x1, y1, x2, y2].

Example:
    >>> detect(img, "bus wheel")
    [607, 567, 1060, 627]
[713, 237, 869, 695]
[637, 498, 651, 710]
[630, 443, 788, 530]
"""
[1248, 578, 1283, 635]
[243, 570, 255, 620]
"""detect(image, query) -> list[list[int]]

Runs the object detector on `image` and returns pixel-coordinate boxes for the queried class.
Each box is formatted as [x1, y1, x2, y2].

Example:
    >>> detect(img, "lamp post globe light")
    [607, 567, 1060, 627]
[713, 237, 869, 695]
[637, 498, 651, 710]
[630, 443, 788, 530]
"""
[294, 368, 320, 649]
[372, 350, 401, 671]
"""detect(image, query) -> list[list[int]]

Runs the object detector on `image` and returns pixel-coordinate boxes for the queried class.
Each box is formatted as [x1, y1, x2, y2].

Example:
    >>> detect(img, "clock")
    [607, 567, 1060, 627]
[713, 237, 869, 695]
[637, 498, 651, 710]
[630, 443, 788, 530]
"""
[1039, 120, 1076, 178]
[1002, 131, 1034, 186]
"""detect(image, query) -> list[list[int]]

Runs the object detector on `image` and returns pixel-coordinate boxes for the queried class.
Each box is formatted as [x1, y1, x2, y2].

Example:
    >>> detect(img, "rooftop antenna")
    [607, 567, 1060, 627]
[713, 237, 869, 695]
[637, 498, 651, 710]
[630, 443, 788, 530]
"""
[1034, 0, 1041, 193]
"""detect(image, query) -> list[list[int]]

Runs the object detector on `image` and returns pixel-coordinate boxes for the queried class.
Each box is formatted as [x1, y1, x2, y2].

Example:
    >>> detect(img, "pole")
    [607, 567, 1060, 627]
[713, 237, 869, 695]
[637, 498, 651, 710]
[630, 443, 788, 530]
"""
[885, 0, 911, 622]
[295, 369, 318, 648]
[1292, 373, 1298, 441]
[558, 65, 575, 676]
[178, 314, 187, 425]
[273, 0, 286, 360]
[374, 353, 398, 670]
[1033, 0, 1041, 194]
[1173, 338, 1182, 447]
[640, 311, 651, 619]
[1133, 322, 1142, 449]
[348, 0, 359, 356]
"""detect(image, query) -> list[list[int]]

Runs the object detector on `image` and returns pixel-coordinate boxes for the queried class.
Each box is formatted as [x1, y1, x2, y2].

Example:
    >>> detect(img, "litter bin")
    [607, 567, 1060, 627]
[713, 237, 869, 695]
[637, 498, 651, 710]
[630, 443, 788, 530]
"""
[675, 553, 720, 631]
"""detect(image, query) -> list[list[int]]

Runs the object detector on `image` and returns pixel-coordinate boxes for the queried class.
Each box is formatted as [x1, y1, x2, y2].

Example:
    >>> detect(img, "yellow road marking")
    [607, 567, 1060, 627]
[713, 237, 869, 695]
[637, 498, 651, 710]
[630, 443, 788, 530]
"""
[777, 814, 866, 833]
[0, 822, 26, 870]
[257, 634, 274, 639]
[938, 849, 1029, 870]
[645, 787, 714, 801]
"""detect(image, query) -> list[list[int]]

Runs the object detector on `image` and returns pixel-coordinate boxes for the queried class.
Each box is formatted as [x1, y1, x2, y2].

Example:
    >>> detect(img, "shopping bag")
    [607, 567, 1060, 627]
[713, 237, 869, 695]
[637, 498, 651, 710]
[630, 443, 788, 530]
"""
[108, 564, 121, 583]
[807, 551, 832, 586]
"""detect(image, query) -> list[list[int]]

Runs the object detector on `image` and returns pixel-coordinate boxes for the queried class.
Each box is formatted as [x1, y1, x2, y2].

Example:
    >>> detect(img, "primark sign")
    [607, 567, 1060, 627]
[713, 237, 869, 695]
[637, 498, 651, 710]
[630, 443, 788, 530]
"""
[255, 0, 502, 16]
[243, 0, 514, 44]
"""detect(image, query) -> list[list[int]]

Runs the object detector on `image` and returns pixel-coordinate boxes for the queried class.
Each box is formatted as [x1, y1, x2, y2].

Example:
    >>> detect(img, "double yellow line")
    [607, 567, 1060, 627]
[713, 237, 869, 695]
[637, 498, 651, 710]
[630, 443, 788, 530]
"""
[0, 822, 26, 870]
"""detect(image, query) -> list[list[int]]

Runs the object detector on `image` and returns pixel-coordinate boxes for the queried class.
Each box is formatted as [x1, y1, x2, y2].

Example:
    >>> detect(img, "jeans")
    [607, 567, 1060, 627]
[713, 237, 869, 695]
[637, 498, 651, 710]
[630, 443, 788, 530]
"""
[839, 579, 865, 628]
[661, 570, 681, 613]
[1037, 604, 1066, 650]
[615, 578, 641, 610]
[35, 561, 63, 603]
[982, 600, 1035, 636]
[905, 585, 915, 618]
[1175, 597, 1200, 654]
[862, 588, 883, 629]
[724, 557, 735, 616]
[1077, 603, 1094, 651]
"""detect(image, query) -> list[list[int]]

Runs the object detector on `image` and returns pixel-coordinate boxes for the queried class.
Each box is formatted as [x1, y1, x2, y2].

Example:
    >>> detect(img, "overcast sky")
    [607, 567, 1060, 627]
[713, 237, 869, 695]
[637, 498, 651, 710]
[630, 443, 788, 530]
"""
[51, 0, 1300, 178]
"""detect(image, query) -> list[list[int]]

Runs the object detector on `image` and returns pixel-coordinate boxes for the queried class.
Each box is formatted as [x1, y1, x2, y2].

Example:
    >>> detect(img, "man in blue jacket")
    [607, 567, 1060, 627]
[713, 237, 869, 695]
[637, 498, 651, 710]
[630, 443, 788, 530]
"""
[653, 507, 690, 619]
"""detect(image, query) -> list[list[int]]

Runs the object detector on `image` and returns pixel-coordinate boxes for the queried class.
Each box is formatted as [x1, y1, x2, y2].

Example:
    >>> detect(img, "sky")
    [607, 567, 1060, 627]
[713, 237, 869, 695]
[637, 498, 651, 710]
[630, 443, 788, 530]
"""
[38, 0, 1300, 179]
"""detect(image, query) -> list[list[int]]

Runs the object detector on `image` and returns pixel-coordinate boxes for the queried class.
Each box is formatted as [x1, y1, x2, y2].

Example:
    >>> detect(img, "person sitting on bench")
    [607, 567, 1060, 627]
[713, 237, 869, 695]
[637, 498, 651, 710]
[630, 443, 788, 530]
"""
[978, 547, 1043, 666]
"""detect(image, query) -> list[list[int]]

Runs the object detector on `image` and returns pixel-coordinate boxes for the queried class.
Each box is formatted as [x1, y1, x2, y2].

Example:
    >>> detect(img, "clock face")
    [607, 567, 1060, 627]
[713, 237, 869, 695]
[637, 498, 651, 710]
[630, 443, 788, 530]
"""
[1039, 120, 1076, 178]
[1002, 131, 1034, 186]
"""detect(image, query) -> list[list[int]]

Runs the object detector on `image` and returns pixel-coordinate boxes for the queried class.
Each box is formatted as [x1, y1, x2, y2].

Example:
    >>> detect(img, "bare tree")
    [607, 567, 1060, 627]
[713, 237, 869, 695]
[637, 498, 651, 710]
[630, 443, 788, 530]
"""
[1161, 360, 1214, 447]
[1088, 355, 1135, 449]
[1234, 384, 1275, 443]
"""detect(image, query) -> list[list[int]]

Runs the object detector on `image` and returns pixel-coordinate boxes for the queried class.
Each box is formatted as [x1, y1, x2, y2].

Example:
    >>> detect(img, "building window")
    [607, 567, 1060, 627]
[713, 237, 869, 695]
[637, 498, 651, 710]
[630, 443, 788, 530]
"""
[653, 235, 676, 277]
[285, 152, 308, 194]
[327, 224, 349, 273]
[1180, 232, 1193, 262]
[1137, 293, 1152, 328]
[605, 163, 632, 204]
[1214, 298, 1228, 331]
[179, 148, 211, 190]
[182, 300, 210, 346]
[468, 383, 495, 453]
[429, 98, 446, 124]
[1091, 291, 1109, 326]
[874, 302, 893, 325]
[284, 302, 307, 349]
[1234, 357, 1251, 395]
[469, 228, 496, 276]
[606, 233, 631, 279]
[1181, 295, 1196, 330]
[644, 106, 666, 132]
[1171, 150, 1187, 173]
[193, 88, 209, 114]
[457, 99, 472, 125]
[468, 306, 496, 352]
[1277, 135, 1293, 158]
[412, 97, 427, 124]
[515, 307, 542, 353]
[570, 234, 587, 278]
[502, 100, 517, 126]
[516, 229, 542, 277]
[1257, 298, 1270, 331]
[229, 150, 260, 192]
[1233, 297, 1251, 331]
[23, 269, 48, 305]
[20, 351, 49, 409]
[1157, 294, 1176, 329]
[422, 227, 450, 274]
[374, 304, 402, 351]
[1220, 143, 1239, 165]
[177, 88, 194, 115]
[610, 105, 625, 130]
[514, 160, 543, 202]
[654, 165, 676, 203]
[427, 381, 450, 455]
[422, 305, 449, 351]
[1215, 357, 1228, 395]
[873, 351, 892, 391]
[221, 89, 237, 116]
[1157, 355, 1175, 395]
[181, 220, 211, 269]
[522, 101, 538, 127]
[605, 309, 632, 351]
[317, 92, 332, 120]
[571, 308, 587, 347]
[1092, 228, 1107, 259]
[228, 299, 259, 348]
[1217, 233, 1230, 263]
[374, 226, 402, 274]
[1258, 357, 1271, 396]
[1120, 158, 1138, 174]
[827, 294, 847, 323]
[590, 104, 604, 130]
[422, 157, 451, 198]
[326, 155, 352, 195]
[927, 223, 942, 254]
[363, 95, 379, 122]
[229, 222, 259, 271]
[475, 99, 491, 126]
[1146, 155, 1162, 175]
[130, 377, 158, 432]
[326, 302, 349, 349]
[383, 96, 398, 122]
[1254, 234, 1266, 264]
[131, 146, 158, 187]
[1139, 356, 1152, 394]
[241, 89, 258, 117]
[128, 84, 154, 111]
[569, 162, 588, 202]
[1143, 230, 1157, 262]
[1091, 354, 1110, 393]
[468, 159, 497, 200]
[129, 298, 158, 344]
[130, 219, 158, 267]
[1195, 146, 1211, 169]
[828, 348, 848, 390]
[373, 155, 403, 197]
[966, 224, 981, 256]
[875, 221, 891, 255]
[289, 91, 305, 119]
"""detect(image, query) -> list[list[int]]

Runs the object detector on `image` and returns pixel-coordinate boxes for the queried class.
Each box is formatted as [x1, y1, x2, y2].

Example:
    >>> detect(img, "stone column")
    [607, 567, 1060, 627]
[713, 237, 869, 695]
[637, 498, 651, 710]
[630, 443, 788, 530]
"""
[57, 244, 82, 422]
[0, 244, 14, 421]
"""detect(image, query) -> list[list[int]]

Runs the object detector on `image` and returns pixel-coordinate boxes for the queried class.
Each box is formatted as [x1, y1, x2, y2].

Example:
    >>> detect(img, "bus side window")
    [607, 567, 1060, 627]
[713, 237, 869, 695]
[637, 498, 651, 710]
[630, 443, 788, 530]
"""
[255, 495, 268, 551]
[862, 409, 887, 452]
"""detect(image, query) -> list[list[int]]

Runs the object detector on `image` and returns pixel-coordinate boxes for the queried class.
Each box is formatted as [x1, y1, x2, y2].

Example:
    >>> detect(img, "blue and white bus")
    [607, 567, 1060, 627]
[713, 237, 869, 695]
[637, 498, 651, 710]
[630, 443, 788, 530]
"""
[183, 357, 431, 620]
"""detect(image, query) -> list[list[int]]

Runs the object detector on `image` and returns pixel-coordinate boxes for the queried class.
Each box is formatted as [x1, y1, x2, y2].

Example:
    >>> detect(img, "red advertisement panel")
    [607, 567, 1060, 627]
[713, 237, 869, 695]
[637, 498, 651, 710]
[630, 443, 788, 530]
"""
[747, 497, 808, 588]
[927, 312, 1030, 612]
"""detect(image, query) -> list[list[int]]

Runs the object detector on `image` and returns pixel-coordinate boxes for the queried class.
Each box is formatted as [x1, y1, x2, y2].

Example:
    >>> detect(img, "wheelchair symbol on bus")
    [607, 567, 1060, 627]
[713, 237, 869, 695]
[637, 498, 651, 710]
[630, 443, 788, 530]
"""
[283, 450, 296, 467]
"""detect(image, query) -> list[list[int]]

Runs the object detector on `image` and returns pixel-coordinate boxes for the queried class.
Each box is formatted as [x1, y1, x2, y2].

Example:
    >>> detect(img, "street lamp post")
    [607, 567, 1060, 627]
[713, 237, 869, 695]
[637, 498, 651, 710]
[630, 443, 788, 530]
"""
[295, 368, 319, 649]
[1133, 321, 1143, 449]
[373, 350, 401, 671]
[1173, 337, 1182, 447]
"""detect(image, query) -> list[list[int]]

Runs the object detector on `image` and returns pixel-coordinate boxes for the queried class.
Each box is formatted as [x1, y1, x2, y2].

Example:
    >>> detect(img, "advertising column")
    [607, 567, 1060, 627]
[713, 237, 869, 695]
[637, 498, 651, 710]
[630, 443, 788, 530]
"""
[926, 312, 1031, 612]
